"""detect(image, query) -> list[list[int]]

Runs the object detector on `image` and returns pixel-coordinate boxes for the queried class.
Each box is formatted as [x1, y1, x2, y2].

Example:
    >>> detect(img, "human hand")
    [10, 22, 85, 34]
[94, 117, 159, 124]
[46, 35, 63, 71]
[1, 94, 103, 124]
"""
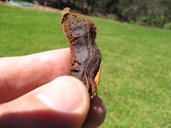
[0, 48, 106, 128]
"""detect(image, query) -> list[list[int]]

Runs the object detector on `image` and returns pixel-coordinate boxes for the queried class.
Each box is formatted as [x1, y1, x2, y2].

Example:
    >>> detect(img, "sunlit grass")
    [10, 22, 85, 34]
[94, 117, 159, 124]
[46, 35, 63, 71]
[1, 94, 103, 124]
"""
[0, 4, 171, 128]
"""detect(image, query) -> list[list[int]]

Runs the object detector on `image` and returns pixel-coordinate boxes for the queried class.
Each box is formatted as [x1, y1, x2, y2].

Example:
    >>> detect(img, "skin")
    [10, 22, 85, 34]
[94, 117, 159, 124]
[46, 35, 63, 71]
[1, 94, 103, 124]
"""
[0, 48, 105, 128]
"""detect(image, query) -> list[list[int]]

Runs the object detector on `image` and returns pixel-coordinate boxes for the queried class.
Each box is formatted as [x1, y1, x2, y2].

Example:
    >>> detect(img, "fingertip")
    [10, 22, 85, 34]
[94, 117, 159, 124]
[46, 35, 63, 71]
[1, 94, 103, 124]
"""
[37, 48, 71, 80]
[0, 76, 90, 128]
[36, 76, 90, 114]
[35, 76, 90, 127]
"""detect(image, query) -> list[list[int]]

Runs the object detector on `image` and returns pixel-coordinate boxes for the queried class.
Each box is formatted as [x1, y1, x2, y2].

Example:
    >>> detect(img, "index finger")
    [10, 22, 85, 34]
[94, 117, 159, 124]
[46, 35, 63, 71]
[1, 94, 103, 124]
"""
[0, 48, 70, 103]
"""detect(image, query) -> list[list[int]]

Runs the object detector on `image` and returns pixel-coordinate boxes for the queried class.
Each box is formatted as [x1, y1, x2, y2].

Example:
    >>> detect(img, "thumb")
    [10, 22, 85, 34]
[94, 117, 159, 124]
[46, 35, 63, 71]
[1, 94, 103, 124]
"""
[0, 76, 90, 128]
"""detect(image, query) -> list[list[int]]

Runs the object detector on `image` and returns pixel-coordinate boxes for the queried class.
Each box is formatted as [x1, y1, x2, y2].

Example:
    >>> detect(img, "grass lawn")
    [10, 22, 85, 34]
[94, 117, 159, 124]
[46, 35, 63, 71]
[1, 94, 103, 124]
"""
[1, 4, 171, 128]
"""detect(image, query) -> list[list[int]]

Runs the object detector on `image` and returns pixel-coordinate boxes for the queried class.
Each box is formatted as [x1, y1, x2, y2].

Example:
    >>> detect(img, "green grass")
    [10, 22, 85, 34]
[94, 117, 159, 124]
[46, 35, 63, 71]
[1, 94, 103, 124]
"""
[1, 4, 171, 128]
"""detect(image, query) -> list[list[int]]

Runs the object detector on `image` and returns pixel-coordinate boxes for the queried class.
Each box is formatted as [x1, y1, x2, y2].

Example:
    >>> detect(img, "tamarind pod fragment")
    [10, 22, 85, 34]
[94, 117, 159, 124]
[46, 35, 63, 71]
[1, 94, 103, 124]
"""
[61, 8, 102, 99]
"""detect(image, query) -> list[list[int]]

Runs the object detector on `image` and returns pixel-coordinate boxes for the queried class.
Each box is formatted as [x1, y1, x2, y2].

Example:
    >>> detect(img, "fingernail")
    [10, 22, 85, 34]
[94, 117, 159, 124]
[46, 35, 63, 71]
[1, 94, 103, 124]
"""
[36, 76, 87, 113]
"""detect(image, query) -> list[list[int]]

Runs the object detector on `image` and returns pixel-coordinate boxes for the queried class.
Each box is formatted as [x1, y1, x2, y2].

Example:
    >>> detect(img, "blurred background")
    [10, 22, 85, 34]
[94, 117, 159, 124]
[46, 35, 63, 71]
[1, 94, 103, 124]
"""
[0, 0, 171, 127]
[1, 0, 171, 29]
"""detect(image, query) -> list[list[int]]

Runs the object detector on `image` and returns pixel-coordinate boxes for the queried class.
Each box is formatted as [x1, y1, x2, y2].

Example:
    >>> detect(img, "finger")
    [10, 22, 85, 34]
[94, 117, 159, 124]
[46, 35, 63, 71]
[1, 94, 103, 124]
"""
[0, 76, 90, 128]
[0, 48, 70, 103]
[82, 96, 106, 128]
